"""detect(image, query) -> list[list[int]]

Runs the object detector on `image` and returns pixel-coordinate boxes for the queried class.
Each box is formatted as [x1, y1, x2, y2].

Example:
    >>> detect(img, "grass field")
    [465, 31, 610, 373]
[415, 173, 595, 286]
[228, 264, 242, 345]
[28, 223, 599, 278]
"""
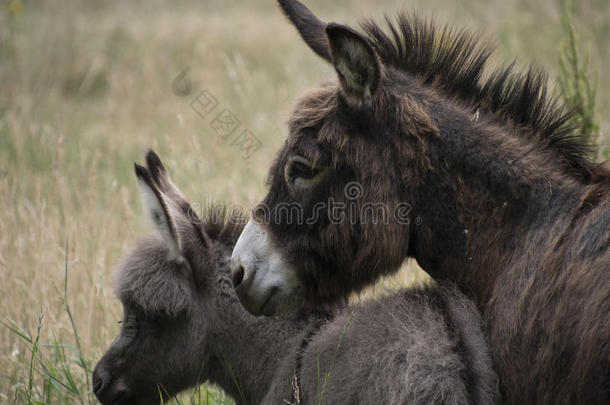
[1, 0, 608, 403]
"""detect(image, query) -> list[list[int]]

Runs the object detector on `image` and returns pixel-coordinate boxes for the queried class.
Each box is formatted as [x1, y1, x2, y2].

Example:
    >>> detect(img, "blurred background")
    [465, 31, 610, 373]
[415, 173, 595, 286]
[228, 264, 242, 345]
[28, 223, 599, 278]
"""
[0, 0, 608, 403]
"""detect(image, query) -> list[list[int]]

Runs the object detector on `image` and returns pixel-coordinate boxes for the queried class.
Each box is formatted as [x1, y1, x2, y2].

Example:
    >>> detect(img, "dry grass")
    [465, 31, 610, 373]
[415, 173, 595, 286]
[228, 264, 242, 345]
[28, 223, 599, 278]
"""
[0, 0, 607, 403]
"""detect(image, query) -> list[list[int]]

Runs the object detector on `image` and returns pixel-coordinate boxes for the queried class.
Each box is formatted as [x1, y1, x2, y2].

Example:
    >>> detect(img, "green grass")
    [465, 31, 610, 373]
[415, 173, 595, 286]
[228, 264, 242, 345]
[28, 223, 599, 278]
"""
[558, 0, 600, 155]
[0, 0, 607, 404]
[316, 303, 360, 405]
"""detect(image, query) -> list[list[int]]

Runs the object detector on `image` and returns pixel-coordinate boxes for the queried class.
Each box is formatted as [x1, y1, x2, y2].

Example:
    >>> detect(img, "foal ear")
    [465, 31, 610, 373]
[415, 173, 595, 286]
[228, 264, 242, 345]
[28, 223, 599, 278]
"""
[326, 23, 381, 108]
[134, 164, 182, 260]
[145, 150, 211, 245]
[145, 150, 189, 209]
[278, 0, 332, 62]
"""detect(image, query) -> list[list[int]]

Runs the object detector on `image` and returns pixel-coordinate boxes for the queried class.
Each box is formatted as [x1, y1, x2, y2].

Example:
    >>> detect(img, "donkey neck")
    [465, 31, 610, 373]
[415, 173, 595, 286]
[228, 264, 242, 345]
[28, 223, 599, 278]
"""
[204, 285, 313, 404]
[405, 101, 587, 303]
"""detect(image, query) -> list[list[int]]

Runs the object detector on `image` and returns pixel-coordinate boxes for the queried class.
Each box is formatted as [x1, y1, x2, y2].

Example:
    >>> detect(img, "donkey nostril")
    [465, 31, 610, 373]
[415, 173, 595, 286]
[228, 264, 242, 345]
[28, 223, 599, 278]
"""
[232, 265, 245, 287]
[93, 378, 103, 394]
[92, 373, 107, 397]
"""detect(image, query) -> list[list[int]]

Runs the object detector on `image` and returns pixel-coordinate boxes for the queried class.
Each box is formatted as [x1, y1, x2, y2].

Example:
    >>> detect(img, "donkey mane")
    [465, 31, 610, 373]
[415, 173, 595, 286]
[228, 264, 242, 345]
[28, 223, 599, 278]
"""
[356, 13, 595, 179]
[198, 205, 246, 247]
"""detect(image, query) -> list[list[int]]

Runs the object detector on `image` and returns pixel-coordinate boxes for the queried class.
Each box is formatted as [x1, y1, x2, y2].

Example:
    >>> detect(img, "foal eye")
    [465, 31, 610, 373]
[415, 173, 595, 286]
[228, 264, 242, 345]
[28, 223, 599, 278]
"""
[285, 155, 324, 191]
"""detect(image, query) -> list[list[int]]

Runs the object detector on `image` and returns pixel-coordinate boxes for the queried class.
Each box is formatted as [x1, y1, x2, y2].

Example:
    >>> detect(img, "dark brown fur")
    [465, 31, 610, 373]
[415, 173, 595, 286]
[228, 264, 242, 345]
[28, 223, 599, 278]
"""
[252, 1, 610, 403]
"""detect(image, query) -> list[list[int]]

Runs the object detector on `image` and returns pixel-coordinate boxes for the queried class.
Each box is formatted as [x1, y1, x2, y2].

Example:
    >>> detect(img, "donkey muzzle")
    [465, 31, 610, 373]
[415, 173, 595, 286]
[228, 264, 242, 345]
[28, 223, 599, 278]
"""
[231, 220, 304, 316]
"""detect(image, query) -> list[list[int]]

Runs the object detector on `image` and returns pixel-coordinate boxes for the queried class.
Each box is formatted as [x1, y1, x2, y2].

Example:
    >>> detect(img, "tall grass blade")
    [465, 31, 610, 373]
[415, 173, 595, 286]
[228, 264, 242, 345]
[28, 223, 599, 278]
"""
[557, 0, 600, 156]
[26, 310, 44, 405]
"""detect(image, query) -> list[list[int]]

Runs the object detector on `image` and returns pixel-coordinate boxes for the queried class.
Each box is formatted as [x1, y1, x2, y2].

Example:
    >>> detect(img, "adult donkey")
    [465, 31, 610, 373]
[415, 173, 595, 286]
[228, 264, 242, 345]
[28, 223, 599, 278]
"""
[231, 0, 610, 403]
[93, 151, 498, 404]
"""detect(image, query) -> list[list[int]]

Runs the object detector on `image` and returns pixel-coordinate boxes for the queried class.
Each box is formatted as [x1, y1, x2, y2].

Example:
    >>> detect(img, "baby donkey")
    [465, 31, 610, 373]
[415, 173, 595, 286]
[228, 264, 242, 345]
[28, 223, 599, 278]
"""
[92, 151, 498, 405]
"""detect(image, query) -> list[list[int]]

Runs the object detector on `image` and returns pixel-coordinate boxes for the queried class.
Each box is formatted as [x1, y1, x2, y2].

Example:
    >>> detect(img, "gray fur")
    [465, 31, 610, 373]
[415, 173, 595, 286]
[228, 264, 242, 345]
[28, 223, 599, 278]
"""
[268, 285, 499, 405]
[93, 152, 498, 404]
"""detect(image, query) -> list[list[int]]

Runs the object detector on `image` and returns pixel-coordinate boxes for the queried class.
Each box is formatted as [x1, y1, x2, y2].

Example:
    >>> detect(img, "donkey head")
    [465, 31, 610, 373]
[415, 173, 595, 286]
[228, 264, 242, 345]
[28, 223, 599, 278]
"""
[232, 0, 420, 314]
[93, 152, 241, 404]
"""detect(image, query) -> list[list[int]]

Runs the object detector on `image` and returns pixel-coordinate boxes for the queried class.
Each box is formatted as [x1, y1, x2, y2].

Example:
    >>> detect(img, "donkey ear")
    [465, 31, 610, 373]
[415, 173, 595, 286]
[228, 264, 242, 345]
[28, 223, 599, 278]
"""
[145, 150, 189, 208]
[145, 150, 211, 246]
[134, 163, 182, 260]
[278, 0, 332, 62]
[326, 23, 381, 108]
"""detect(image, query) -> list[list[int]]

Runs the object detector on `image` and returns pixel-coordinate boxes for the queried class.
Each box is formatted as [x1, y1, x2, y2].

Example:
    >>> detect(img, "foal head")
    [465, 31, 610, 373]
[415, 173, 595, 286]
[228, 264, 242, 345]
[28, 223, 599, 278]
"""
[93, 152, 242, 404]
[231, 0, 595, 314]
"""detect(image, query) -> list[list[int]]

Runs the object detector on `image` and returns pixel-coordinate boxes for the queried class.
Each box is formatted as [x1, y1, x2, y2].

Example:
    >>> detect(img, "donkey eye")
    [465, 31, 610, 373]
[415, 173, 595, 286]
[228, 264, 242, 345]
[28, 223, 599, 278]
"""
[291, 160, 317, 180]
[285, 155, 322, 186]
